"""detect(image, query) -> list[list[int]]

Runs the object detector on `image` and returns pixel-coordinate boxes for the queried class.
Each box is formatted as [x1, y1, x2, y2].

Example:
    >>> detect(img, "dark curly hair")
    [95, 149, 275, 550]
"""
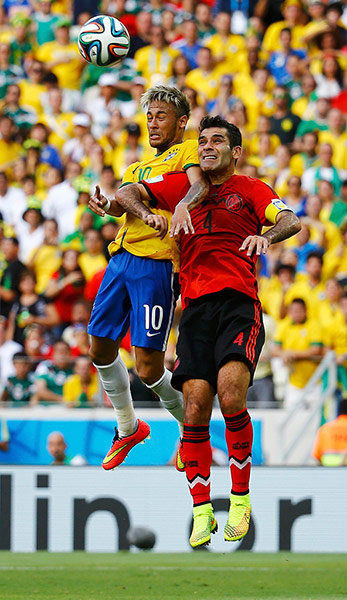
[199, 115, 242, 149]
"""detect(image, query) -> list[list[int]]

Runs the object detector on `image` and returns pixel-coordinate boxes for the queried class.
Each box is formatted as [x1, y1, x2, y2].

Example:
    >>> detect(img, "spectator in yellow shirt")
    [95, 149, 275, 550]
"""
[290, 131, 319, 178]
[27, 218, 61, 293]
[78, 228, 107, 282]
[134, 25, 180, 88]
[291, 72, 317, 119]
[285, 251, 326, 319]
[273, 297, 324, 408]
[40, 86, 75, 152]
[248, 114, 281, 157]
[204, 11, 246, 72]
[319, 278, 345, 347]
[184, 47, 228, 103]
[0, 114, 21, 170]
[63, 355, 99, 407]
[259, 262, 296, 322]
[318, 108, 347, 171]
[36, 18, 85, 93]
[18, 59, 46, 116]
[262, 0, 307, 54]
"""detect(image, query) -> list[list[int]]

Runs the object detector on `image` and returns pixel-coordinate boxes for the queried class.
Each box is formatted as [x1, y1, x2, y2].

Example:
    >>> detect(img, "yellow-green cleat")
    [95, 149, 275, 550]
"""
[224, 492, 251, 542]
[175, 442, 185, 472]
[190, 503, 218, 548]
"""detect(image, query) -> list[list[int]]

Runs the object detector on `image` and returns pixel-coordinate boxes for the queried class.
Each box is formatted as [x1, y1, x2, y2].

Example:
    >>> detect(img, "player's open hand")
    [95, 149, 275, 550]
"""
[145, 214, 168, 240]
[170, 204, 195, 237]
[239, 235, 270, 256]
[88, 185, 109, 216]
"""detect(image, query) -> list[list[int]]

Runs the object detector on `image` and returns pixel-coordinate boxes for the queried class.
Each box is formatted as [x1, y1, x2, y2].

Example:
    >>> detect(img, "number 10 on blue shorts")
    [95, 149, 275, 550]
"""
[88, 250, 176, 351]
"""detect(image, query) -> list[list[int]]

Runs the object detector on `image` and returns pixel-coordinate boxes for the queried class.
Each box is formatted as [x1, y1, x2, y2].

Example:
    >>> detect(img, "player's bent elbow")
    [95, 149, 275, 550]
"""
[293, 215, 301, 234]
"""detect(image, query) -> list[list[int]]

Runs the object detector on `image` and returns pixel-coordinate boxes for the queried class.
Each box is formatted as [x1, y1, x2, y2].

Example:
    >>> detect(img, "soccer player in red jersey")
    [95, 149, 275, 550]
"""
[101, 115, 301, 548]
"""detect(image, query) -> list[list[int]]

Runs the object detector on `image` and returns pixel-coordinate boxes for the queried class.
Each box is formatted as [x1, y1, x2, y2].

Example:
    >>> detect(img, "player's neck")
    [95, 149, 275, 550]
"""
[208, 166, 236, 185]
[155, 135, 184, 155]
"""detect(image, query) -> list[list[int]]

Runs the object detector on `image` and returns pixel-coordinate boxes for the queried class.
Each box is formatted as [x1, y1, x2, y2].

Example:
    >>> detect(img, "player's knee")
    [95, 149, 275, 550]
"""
[185, 397, 211, 424]
[136, 359, 162, 385]
[219, 390, 247, 414]
[89, 347, 114, 366]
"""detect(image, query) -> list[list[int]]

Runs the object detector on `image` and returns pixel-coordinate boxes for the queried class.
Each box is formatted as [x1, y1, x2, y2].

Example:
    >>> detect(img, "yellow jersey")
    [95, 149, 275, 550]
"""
[185, 65, 229, 102]
[274, 317, 323, 388]
[108, 139, 199, 261]
[18, 80, 45, 115]
[134, 45, 180, 88]
[318, 131, 347, 171]
[36, 42, 84, 90]
[63, 373, 99, 405]
[78, 252, 107, 282]
[0, 139, 21, 169]
[204, 33, 246, 69]
[262, 21, 307, 53]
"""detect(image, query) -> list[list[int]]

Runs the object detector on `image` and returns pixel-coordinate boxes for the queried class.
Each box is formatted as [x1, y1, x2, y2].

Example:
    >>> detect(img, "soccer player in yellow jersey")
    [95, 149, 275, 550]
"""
[88, 86, 208, 470]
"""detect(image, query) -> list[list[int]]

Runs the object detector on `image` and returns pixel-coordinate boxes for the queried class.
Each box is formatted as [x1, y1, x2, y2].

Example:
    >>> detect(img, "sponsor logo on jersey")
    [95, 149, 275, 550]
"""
[225, 194, 243, 212]
[144, 175, 164, 183]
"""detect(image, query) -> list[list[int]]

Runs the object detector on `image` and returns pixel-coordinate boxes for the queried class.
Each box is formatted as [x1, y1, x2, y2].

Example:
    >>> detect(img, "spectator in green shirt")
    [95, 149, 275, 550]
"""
[1, 351, 35, 404]
[34, 339, 73, 404]
[0, 42, 23, 99]
[32, 0, 61, 46]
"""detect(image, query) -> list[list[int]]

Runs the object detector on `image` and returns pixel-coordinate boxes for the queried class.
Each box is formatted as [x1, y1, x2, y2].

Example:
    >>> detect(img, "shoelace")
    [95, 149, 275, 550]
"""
[229, 501, 249, 522]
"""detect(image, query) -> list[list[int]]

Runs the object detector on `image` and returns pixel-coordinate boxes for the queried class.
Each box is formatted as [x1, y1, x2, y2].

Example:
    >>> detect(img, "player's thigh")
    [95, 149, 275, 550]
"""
[214, 294, 265, 385]
[87, 253, 131, 341]
[171, 299, 218, 393]
[127, 257, 176, 352]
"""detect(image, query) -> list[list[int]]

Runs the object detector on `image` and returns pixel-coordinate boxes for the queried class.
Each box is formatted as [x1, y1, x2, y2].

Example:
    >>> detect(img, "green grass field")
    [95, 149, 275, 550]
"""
[0, 552, 346, 600]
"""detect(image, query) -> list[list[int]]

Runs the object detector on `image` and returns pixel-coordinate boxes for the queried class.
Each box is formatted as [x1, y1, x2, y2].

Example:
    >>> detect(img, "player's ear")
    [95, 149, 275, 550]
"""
[178, 115, 188, 129]
[232, 146, 242, 159]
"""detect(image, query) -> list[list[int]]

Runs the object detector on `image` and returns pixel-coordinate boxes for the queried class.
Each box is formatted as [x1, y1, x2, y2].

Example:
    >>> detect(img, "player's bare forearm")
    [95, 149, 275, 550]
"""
[180, 179, 209, 211]
[240, 211, 301, 256]
[116, 184, 168, 239]
[170, 179, 209, 236]
[116, 184, 153, 221]
[263, 211, 301, 245]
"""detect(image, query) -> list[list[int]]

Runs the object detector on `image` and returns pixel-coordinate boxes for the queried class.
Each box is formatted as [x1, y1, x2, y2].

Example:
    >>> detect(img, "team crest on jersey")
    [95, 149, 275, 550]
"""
[225, 194, 243, 212]
[163, 151, 178, 162]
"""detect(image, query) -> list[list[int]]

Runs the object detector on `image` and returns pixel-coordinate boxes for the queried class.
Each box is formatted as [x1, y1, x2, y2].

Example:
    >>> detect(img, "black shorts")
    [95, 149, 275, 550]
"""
[171, 289, 265, 392]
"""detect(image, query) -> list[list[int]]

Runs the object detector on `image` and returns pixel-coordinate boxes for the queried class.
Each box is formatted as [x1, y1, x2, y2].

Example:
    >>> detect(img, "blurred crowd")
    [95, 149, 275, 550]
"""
[0, 0, 346, 409]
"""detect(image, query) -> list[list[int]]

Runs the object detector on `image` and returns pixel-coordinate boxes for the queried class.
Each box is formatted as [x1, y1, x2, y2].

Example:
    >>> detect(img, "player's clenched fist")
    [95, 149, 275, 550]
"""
[239, 235, 270, 256]
[144, 214, 168, 240]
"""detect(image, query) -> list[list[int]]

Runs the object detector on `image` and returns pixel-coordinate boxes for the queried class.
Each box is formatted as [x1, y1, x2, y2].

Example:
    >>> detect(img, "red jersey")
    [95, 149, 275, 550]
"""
[142, 171, 290, 308]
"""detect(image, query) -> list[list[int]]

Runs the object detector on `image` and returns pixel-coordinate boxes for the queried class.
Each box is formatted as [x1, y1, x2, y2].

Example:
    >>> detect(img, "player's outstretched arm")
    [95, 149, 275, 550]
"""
[240, 210, 301, 256]
[88, 185, 125, 217]
[116, 183, 168, 239]
[170, 167, 209, 237]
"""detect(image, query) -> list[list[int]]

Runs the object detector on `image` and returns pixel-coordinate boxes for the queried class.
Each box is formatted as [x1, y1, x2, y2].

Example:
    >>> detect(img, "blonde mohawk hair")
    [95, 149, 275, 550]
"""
[140, 85, 191, 119]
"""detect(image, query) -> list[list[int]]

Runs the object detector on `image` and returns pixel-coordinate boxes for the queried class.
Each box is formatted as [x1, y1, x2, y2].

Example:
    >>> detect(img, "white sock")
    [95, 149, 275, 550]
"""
[146, 368, 184, 435]
[95, 355, 137, 437]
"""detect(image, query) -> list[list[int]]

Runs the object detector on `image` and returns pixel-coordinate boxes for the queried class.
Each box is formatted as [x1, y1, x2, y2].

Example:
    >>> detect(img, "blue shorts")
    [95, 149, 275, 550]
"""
[88, 250, 176, 351]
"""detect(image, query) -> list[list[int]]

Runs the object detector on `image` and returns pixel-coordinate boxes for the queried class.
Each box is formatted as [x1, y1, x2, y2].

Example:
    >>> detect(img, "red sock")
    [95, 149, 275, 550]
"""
[182, 424, 212, 506]
[224, 409, 253, 495]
